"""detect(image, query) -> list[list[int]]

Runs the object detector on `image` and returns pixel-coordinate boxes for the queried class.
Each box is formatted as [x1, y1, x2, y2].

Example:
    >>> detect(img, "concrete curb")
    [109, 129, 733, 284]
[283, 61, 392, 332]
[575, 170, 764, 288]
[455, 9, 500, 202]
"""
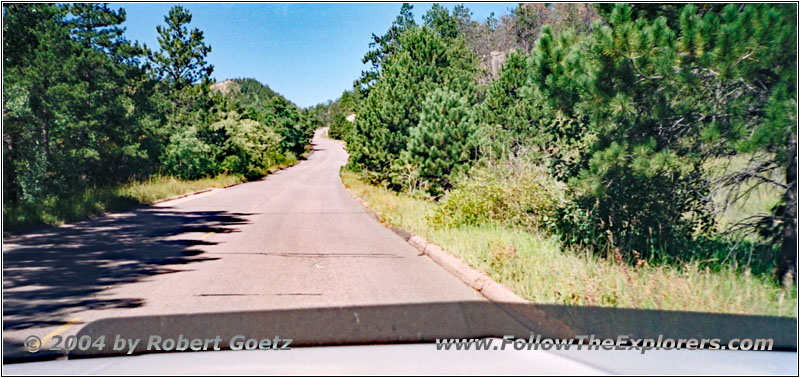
[349, 193, 528, 304]
[152, 188, 217, 205]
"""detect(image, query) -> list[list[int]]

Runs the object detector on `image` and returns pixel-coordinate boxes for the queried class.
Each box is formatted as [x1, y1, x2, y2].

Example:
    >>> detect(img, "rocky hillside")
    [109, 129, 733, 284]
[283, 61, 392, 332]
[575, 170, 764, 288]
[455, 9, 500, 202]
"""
[211, 78, 287, 108]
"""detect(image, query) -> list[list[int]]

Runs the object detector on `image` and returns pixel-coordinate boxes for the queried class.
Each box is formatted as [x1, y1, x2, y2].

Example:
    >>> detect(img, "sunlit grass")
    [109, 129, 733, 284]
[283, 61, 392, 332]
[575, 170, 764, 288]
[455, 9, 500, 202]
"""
[115, 174, 245, 204]
[705, 154, 783, 231]
[4, 152, 306, 233]
[3, 174, 245, 232]
[342, 170, 797, 317]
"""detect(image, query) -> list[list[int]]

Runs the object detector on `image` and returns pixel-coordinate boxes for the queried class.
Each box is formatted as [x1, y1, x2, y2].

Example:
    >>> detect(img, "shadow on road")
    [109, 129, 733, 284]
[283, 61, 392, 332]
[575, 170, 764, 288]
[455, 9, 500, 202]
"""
[2, 207, 251, 331]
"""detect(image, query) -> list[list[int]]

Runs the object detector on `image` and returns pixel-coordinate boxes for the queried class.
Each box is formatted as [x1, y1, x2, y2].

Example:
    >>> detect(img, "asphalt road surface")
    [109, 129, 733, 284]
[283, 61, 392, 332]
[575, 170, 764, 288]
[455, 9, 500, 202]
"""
[3, 128, 485, 351]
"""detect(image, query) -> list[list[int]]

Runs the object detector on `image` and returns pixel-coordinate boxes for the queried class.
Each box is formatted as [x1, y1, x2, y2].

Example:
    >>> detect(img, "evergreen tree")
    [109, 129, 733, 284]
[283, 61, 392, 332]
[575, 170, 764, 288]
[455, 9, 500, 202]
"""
[423, 4, 459, 39]
[404, 88, 479, 195]
[512, 3, 797, 274]
[347, 26, 478, 187]
[3, 3, 68, 201]
[67, 3, 126, 51]
[150, 5, 215, 154]
[358, 3, 416, 90]
[149, 5, 213, 91]
[477, 50, 535, 158]
[327, 89, 360, 140]
[3, 3, 156, 201]
[3, 4, 316, 228]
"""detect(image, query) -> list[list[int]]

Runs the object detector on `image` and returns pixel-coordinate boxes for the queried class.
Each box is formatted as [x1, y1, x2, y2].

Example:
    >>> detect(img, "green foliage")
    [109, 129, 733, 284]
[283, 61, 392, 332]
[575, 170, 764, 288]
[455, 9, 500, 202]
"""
[3, 4, 315, 228]
[479, 3, 797, 266]
[149, 5, 213, 90]
[210, 113, 282, 179]
[327, 90, 359, 140]
[403, 88, 479, 195]
[358, 3, 416, 90]
[328, 112, 351, 140]
[225, 78, 280, 109]
[476, 50, 537, 158]
[423, 4, 460, 39]
[264, 96, 314, 155]
[209, 78, 314, 158]
[162, 126, 218, 180]
[3, 3, 159, 203]
[397, 3, 796, 276]
[431, 161, 560, 231]
[346, 170, 797, 316]
[347, 25, 478, 187]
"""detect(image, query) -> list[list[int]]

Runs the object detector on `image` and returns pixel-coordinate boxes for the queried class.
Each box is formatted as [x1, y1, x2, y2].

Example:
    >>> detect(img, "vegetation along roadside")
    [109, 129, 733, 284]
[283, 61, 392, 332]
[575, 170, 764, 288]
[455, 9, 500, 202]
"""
[3, 4, 321, 232]
[316, 3, 798, 316]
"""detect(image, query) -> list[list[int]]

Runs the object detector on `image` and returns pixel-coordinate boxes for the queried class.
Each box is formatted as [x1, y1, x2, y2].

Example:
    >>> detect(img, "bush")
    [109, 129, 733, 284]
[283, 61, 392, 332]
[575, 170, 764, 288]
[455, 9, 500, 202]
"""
[431, 160, 561, 231]
[210, 115, 282, 179]
[328, 112, 351, 140]
[161, 126, 219, 179]
[555, 141, 713, 259]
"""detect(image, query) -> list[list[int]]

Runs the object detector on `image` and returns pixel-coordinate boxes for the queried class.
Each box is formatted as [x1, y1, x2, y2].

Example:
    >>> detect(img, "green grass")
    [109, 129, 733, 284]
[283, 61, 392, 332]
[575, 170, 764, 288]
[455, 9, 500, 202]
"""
[114, 174, 245, 204]
[705, 154, 783, 230]
[341, 170, 797, 317]
[4, 151, 306, 233]
[3, 174, 245, 232]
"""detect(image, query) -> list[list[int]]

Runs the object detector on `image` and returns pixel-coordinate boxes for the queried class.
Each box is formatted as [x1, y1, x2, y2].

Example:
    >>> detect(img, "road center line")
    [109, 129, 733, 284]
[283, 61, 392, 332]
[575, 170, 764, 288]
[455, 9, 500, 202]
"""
[41, 317, 82, 347]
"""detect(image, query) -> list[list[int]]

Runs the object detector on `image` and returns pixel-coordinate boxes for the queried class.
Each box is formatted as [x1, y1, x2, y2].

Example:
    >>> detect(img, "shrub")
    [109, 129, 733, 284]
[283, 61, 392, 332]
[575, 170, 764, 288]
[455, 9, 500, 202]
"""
[431, 160, 561, 230]
[327, 112, 351, 140]
[161, 126, 219, 179]
[210, 116, 282, 179]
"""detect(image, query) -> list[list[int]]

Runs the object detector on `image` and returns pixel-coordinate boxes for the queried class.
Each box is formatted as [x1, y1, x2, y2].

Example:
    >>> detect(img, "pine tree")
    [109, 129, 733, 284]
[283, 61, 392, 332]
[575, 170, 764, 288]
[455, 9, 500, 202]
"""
[67, 4, 126, 50]
[3, 3, 156, 201]
[515, 3, 797, 273]
[149, 6, 213, 91]
[358, 3, 416, 90]
[423, 4, 459, 39]
[347, 26, 478, 188]
[3, 3, 68, 201]
[477, 50, 536, 158]
[404, 88, 479, 195]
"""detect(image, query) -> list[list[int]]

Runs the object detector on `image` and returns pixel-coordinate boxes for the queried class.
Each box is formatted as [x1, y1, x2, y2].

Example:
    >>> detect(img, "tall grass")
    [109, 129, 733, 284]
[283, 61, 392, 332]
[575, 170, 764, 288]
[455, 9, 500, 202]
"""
[4, 152, 305, 233]
[705, 154, 783, 231]
[4, 174, 244, 232]
[342, 171, 797, 317]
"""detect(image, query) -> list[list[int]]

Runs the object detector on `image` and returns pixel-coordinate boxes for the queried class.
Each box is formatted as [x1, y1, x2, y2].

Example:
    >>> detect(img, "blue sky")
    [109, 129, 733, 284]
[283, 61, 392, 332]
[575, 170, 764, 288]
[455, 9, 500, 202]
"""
[109, 3, 517, 107]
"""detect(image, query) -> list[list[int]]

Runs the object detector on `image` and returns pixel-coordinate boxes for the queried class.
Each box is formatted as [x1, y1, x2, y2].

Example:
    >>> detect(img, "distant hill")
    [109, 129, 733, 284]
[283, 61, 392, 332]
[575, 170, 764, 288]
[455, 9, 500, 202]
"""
[211, 78, 290, 108]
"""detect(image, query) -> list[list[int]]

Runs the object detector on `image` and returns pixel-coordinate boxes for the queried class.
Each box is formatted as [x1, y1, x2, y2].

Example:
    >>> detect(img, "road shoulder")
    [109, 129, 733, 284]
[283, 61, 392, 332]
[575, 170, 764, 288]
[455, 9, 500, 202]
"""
[346, 191, 528, 304]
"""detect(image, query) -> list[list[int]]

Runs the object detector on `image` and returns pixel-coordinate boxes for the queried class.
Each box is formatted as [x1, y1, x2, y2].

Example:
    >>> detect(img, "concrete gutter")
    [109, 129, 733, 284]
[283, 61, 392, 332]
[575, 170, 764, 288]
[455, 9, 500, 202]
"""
[349, 194, 528, 304]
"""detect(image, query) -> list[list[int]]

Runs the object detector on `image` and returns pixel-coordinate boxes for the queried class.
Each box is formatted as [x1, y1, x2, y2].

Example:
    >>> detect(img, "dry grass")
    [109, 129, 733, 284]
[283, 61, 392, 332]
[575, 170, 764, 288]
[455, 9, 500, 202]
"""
[4, 174, 245, 232]
[116, 174, 244, 204]
[4, 152, 307, 233]
[342, 170, 797, 317]
[705, 154, 783, 231]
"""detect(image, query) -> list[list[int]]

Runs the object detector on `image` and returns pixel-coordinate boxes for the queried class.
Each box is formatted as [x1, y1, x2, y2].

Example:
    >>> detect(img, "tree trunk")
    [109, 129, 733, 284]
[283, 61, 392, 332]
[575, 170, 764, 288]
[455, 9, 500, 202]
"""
[41, 110, 50, 159]
[777, 131, 797, 283]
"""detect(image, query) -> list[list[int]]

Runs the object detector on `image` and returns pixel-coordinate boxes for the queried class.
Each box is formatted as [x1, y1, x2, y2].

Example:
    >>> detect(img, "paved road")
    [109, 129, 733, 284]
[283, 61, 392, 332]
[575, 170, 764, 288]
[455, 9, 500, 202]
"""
[2, 128, 484, 350]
